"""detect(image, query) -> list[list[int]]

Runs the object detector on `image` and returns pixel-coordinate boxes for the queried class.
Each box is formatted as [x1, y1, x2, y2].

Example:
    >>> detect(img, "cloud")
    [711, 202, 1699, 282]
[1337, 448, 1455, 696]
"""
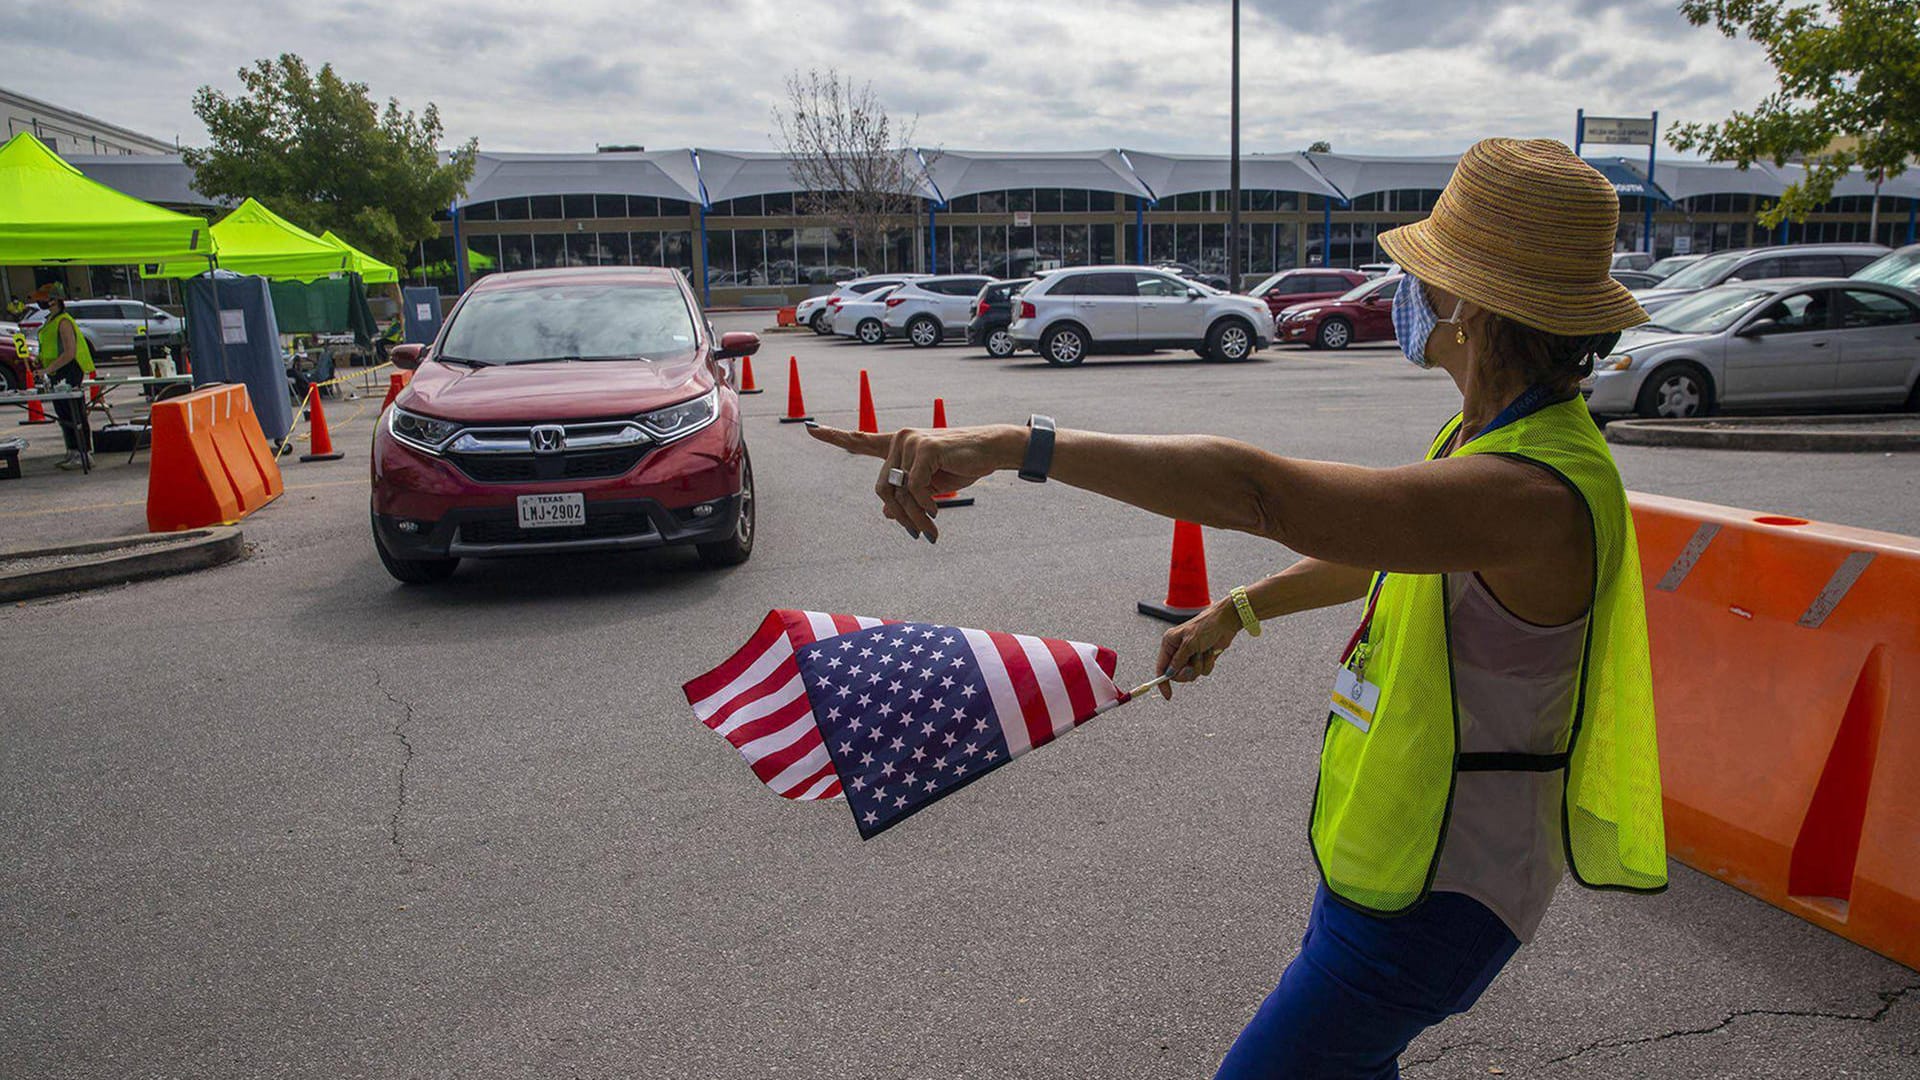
[0, 0, 1781, 158]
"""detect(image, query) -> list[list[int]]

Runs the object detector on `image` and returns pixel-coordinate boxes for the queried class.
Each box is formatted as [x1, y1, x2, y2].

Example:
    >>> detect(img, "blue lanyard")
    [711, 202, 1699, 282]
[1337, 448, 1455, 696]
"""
[1340, 384, 1567, 672]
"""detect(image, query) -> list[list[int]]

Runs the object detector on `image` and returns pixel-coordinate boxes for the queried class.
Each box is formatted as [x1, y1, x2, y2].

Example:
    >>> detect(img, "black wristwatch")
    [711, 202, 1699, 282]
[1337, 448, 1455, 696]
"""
[1019, 414, 1056, 483]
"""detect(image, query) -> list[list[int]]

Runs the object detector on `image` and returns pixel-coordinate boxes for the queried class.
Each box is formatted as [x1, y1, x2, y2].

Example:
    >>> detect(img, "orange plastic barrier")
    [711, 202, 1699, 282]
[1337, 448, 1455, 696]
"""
[777, 306, 797, 327]
[1632, 492, 1920, 971]
[146, 383, 283, 531]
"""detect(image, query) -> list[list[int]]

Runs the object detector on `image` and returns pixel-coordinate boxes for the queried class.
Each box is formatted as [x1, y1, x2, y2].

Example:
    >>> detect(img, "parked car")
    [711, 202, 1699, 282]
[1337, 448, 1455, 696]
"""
[1152, 262, 1231, 291]
[1853, 242, 1920, 292]
[1644, 253, 1705, 281]
[966, 278, 1033, 358]
[1245, 268, 1368, 322]
[19, 297, 183, 355]
[1582, 278, 1920, 418]
[1610, 251, 1656, 272]
[794, 274, 927, 335]
[370, 267, 759, 583]
[1611, 269, 1664, 290]
[0, 321, 29, 390]
[1008, 266, 1272, 364]
[1631, 243, 1888, 316]
[1275, 274, 1402, 349]
[879, 274, 996, 347]
[832, 285, 903, 344]
[1356, 262, 1400, 279]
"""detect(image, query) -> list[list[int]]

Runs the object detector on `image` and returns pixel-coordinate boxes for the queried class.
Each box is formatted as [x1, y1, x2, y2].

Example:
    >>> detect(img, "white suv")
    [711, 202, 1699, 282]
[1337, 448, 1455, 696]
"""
[1008, 266, 1273, 364]
[795, 274, 928, 335]
[880, 275, 995, 347]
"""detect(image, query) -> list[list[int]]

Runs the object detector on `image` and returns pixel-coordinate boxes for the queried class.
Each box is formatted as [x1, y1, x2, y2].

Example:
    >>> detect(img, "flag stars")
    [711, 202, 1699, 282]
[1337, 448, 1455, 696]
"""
[838, 639, 854, 651]
[910, 644, 925, 655]
[898, 657, 916, 671]
[867, 726, 884, 741]
[836, 686, 852, 699]
[984, 749, 1000, 761]
[895, 795, 909, 808]
[930, 651, 945, 662]
[921, 722, 936, 736]
[847, 666, 863, 679]
[924, 779, 938, 792]
[943, 732, 959, 747]
[921, 629, 936, 639]
[897, 712, 914, 727]
[961, 685, 979, 699]
[974, 718, 989, 732]
[911, 747, 927, 762]
[964, 742, 980, 756]
[928, 700, 945, 713]
[859, 751, 874, 766]
[908, 689, 924, 703]
[889, 681, 904, 693]
[903, 772, 916, 786]
[857, 694, 872, 708]
[889, 737, 905, 751]
[890, 637, 908, 648]
[933, 757, 948, 771]
[880, 762, 896, 777]
[838, 741, 853, 754]
[940, 676, 955, 689]
[851, 777, 866, 791]
[863, 811, 877, 824]
[921, 667, 936, 679]
[877, 703, 893, 717]
[859, 647, 873, 659]
[827, 656, 844, 669]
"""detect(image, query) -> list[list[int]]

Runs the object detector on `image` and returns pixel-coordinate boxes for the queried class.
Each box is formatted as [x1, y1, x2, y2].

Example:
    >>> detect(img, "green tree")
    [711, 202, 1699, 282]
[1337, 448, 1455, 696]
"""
[1669, 0, 1920, 226]
[184, 54, 476, 265]
[1307, 140, 1332, 154]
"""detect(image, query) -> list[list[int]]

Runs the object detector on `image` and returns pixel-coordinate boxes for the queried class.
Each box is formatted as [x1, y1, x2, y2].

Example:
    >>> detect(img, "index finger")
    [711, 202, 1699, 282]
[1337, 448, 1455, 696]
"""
[806, 424, 892, 458]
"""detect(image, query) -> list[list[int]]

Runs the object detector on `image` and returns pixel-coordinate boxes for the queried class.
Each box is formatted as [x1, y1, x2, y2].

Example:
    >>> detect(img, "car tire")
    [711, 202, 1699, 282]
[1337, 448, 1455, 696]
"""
[1041, 324, 1088, 366]
[986, 328, 1016, 358]
[1316, 317, 1353, 350]
[372, 512, 459, 584]
[1635, 362, 1715, 419]
[809, 310, 830, 335]
[856, 319, 885, 345]
[1207, 318, 1255, 362]
[697, 453, 755, 568]
[0, 365, 15, 392]
[1904, 378, 1920, 413]
[907, 315, 942, 348]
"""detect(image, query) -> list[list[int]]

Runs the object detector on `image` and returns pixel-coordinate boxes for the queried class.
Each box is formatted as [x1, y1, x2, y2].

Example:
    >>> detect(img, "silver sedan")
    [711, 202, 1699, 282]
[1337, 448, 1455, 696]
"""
[1582, 278, 1920, 418]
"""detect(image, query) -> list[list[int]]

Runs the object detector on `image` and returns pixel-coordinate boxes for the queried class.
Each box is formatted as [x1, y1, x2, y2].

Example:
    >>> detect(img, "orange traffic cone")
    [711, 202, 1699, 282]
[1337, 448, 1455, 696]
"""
[380, 371, 411, 413]
[1137, 520, 1212, 623]
[738, 354, 763, 394]
[87, 368, 104, 404]
[18, 361, 52, 425]
[931, 398, 973, 508]
[857, 370, 878, 433]
[299, 388, 345, 462]
[779, 355, 812, 423]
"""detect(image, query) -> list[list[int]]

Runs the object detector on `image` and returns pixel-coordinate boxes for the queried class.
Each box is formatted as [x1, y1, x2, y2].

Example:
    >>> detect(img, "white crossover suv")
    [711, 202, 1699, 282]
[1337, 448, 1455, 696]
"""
[832, 285, 903, 344]
[879, 275, 996, 347]
[1008, 266, 1274, 364]
[795, 274, 929, 335]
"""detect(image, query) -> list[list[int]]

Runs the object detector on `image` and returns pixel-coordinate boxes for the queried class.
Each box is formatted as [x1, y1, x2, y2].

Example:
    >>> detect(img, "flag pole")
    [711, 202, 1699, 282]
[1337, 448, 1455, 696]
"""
[1099, 672, 1175, 714]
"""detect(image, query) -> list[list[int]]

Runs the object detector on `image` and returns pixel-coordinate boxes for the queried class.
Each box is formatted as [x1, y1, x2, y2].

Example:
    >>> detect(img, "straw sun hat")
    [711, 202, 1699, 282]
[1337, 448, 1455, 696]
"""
[1378, 137, 1647, 337]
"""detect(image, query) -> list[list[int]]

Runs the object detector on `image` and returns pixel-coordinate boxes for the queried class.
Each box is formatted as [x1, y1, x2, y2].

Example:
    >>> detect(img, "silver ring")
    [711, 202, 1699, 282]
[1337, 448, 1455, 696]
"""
[886, 468, 907, 486]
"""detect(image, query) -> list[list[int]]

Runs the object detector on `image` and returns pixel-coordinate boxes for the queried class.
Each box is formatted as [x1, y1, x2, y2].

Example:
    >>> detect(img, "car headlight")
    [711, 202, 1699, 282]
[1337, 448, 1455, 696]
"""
[1599, 353, 1634, 372]
[388, 406, 463, 452]
[638, 387, 719, 442]
[1288, 309, 1318, 322]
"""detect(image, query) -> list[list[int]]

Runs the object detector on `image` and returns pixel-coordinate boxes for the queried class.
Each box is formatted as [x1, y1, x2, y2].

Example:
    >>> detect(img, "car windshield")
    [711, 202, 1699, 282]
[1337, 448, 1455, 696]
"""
[1852, 248, 1920, 289]
[1338, 277, 1396, 302]
[1656, 250, 1743, 290]
[1641, 284, 1775, 334]
[438, 282, 697, 364]
[1645, 256, 1698, 278]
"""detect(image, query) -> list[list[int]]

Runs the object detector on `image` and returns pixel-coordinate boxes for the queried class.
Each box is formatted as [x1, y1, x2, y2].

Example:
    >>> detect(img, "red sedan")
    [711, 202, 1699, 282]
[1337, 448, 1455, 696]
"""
[1246, 268, 1368, 322]
[1275, 274, 1402, 350]
[372, 267, 759, 583]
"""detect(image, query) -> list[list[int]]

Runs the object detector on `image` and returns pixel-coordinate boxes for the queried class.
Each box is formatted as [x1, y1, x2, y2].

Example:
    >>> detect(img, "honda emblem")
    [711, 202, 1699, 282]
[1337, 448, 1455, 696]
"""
[530, 425, 566, 453]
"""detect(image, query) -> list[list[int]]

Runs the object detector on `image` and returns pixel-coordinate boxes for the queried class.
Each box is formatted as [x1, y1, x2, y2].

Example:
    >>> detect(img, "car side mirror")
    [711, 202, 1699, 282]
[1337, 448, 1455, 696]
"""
[715, 330, 761, 359]
[1739, 318, 1777, 337]
[1725, 276, 1744, 284]
[389, 343, 426, 370]
[1186, 287, 1205, 300]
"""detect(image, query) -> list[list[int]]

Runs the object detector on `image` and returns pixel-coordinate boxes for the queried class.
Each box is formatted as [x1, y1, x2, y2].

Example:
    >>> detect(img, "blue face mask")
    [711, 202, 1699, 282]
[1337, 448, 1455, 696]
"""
[1391, 276, 1463, 368]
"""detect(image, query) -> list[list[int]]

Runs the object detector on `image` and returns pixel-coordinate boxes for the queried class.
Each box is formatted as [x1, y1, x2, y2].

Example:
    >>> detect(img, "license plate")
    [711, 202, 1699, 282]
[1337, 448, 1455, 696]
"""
[516, 493, 585, 529]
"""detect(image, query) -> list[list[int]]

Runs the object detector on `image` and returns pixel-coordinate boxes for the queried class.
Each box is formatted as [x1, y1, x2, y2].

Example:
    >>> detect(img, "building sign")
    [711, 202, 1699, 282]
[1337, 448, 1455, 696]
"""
[1673, 235, 1693, 255]
[1013, 211, 1032, 228]
[1583, 116, 1656, 146]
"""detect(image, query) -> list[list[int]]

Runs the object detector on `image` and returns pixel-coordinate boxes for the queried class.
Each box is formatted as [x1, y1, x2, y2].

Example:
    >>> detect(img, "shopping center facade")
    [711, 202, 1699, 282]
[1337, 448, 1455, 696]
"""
[49, 141, 1920, 309]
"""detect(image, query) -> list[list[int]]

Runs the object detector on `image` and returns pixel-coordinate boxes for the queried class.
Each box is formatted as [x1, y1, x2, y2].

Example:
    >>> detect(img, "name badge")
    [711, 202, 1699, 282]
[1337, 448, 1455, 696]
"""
[1330, 667, 1380, 733]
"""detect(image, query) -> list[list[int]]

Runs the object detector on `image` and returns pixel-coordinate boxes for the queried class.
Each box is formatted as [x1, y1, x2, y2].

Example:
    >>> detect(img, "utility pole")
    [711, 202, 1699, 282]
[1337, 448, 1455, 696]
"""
[1229, 0, 1242, 290]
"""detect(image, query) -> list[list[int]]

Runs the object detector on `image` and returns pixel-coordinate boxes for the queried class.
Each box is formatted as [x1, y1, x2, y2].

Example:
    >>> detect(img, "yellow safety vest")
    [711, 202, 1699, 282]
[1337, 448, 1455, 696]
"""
[38, 311, 94, 376]
[1310, 397, 1668, 914]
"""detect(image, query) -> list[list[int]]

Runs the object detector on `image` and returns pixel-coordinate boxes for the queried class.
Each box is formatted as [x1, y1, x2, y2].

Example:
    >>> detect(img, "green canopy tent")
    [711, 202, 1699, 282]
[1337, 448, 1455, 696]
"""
[146, 197, 348, 281]
[318, 230, 398, 285]
[0, 131, 210, 265]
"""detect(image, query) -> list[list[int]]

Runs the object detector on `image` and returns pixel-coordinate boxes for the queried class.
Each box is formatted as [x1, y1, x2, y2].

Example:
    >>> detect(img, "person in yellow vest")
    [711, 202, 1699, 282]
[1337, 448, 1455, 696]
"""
[35, 285, 96, 470]
[807, 138, 1666, 1077]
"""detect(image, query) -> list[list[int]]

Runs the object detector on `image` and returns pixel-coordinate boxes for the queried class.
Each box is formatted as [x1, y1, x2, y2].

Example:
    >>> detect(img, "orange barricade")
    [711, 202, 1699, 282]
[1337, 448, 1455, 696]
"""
[1632, 492, 1920, 971]
[777, 306, 797, 327]
[146, 384, 284, 531]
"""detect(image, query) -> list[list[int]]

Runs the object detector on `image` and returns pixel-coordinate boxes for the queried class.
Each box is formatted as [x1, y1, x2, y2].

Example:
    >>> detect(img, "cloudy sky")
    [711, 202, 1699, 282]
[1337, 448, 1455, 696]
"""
[6, 0, 1780, 158]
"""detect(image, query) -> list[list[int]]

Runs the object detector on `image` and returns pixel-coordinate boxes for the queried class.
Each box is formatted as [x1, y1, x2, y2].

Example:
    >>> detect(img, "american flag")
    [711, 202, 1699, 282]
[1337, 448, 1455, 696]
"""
[684, 610, 1131, 838]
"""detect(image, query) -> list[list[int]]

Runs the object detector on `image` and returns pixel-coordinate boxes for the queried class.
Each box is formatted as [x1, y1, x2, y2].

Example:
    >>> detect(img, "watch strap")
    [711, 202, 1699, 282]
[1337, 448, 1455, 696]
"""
[1019, 414, 1055, 483]
[1229, 586, 1262, 637]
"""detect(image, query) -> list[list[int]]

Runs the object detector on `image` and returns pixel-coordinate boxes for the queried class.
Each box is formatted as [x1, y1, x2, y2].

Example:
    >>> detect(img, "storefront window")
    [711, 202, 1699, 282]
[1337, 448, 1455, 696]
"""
[1062, 188, 1091, 212]
[463, 200, 498, 222]
[500, 235, 534, 273]
[466, 235, 501, 280]
[1035, 188, 1062, 213]
[533, 233, 565, 268]
[661, 231, 695, 274]
[796, 227, 831, 282]
[1092, 222, 1116, 265]
[595, 195, 627, 218]
[630, 232, 661, 267]
[980, 224, 1007, 277]
[736, 229, 767, 284]
[1063, 223, 1088, 265]
[563, 194, 595, 219]
[530, 196, 564, 220]
[495, 198, 530, 221]
[886, 228, 915, 274]
[950, 225, 980, 273]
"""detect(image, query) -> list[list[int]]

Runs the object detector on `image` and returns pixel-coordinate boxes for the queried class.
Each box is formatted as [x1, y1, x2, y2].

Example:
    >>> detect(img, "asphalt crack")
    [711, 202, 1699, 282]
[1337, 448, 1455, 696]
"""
[1545, 983, 1920, 1065]
[1403, 1037, 1492, 1072]
[372, 669, 418, 871]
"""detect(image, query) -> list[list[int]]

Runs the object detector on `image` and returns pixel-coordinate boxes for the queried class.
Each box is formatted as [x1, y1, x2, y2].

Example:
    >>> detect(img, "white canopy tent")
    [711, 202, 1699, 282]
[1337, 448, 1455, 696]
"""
[1121, 150, 1343, 201]
[692, 148, 941, 205]
[462, 149, 704, 206]
[1303, 152, 1459, 202]
[921, 148, 1153, 202]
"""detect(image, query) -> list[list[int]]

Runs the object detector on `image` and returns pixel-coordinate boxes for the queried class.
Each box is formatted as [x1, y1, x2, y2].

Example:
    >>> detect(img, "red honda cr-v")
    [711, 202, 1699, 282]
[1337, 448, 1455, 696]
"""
[371, 267, 759, 584]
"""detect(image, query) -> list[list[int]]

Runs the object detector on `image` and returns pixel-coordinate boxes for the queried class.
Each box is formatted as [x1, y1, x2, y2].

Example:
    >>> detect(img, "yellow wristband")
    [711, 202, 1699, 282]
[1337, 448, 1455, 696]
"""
[1229, 586, 1261, 637]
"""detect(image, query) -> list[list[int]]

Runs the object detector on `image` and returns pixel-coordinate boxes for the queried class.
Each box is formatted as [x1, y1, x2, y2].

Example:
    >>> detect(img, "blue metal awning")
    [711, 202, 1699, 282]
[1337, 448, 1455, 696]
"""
[1584, 157, 1672, 204]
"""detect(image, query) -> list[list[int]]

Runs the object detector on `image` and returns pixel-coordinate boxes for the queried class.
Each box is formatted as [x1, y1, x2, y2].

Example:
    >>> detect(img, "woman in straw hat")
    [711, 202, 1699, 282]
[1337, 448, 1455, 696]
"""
[808, 138, 1667, 1077]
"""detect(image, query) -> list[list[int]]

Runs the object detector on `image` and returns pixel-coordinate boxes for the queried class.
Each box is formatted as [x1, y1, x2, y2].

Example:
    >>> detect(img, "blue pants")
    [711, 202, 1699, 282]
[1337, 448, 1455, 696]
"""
[1215, 886, 1520, 1080]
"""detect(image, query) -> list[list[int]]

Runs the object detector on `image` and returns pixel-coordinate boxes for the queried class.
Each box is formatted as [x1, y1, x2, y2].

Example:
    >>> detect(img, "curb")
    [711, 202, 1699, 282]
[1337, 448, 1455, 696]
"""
[0, 527, 246, 602]
[1605, 415, 1920, 453]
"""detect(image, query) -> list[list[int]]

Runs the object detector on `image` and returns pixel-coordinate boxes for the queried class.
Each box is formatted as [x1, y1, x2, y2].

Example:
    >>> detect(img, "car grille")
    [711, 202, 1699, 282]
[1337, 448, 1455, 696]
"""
[447, 446, 648, 483]
[458, 509, 656, 546]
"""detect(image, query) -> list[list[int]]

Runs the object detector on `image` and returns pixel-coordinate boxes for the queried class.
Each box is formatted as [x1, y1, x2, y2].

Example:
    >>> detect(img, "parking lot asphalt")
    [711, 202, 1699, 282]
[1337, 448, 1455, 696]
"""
[2, 317, 1916, 1079]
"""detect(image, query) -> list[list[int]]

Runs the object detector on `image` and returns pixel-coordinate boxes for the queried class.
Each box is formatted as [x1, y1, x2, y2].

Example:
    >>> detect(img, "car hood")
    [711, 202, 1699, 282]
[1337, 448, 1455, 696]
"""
[1613, 327, 1708, 352]
[1631, 287, 1699, 304]
[403, 352, 712, 423]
